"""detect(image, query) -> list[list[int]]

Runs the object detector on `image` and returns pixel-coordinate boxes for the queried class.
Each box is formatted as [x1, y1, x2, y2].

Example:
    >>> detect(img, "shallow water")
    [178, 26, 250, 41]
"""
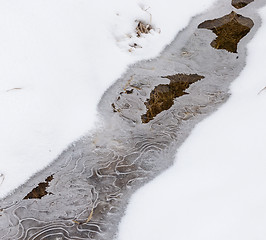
[141, 73, 204, 123]
[198, 11, 254, 53]
[232, 0, 254, 9]
[0, 0, 265, 239]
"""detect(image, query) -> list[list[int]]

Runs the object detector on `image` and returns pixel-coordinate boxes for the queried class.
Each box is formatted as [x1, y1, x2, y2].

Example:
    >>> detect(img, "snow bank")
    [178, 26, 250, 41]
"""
[117, 5, 266, 240]
[0, 0, 216, 197]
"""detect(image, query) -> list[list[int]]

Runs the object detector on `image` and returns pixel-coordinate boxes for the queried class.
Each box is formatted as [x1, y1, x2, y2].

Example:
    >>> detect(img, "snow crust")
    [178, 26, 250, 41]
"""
[0, 0, 216, 197]
[117, 5, 266, 240]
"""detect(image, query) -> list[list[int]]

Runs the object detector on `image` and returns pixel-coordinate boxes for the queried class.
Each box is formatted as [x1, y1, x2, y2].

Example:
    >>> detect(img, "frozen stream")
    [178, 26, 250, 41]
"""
[1, 0, 265, 239]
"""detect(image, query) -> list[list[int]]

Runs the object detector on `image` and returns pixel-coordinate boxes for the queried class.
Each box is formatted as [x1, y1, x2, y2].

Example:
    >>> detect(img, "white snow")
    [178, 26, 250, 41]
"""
[0, 0, 216, 198]
[117, 5, 266, 240]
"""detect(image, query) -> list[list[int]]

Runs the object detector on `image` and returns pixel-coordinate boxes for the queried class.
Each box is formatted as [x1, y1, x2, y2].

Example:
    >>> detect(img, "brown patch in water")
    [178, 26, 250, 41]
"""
[141, 74, 204, 123]
[198, 11, 254, 53]
[24, 175, 54, 199]
[232, 0, 254, 8]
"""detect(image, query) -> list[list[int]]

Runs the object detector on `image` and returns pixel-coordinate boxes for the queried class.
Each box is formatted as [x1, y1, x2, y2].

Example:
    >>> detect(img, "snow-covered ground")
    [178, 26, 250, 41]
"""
[0, 0, 216, 197]
[117, 4, 266, 240]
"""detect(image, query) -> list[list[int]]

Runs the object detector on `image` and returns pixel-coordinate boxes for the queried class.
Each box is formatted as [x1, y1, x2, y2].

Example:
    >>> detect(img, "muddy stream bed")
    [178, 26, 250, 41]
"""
[0, 0, 265, 239]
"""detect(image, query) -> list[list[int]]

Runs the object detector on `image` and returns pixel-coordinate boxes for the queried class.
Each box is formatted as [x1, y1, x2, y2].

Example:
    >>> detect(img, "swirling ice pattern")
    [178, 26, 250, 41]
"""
[0, 2, 262, 239]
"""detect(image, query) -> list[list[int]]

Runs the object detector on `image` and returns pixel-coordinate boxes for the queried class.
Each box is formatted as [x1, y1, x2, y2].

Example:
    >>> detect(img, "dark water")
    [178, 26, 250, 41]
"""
[232, 0, 254, 9]
[141, 74, 204, 123]
[198, 11, 254, 53]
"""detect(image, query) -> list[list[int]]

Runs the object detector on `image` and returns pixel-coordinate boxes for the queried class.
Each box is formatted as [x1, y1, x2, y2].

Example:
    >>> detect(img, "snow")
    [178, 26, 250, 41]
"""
[0, 0, 216, 198]
[117, 5, 266, 240]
